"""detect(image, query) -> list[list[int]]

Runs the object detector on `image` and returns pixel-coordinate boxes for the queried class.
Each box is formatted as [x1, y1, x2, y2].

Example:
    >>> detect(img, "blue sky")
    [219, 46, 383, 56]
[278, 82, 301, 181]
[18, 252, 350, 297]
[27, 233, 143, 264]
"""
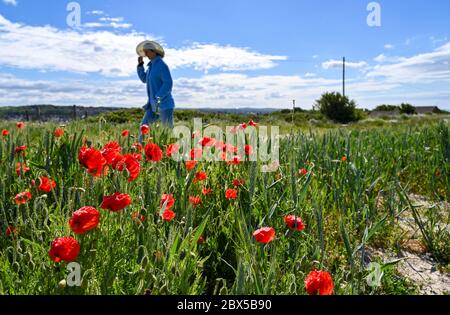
[0, 0, 449, 110]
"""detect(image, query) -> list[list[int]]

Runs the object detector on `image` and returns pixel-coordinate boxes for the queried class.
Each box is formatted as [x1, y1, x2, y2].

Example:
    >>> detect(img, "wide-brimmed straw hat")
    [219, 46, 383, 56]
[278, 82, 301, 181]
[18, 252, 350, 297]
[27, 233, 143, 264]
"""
[136, 40, 165, 58]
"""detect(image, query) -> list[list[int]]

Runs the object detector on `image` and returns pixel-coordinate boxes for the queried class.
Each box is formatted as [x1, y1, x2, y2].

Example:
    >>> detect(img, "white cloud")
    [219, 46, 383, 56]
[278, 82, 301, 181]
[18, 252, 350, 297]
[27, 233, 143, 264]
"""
[0, 14, 287, 76]
[373, 54, 387, 63]
[167, 42, 286, 73]
[367, 42, 450, 83]
[304, 72, 316, 77]
[1, 70, 449, 110]
[0, 72, 340, 108]
[2, 0, 17, 6]
[384, 44, 394, 49]
[83, 16, 132, 29]
[322, 59, 368, 70]
[87, 10, 105, 16]
[373, 54, 406, 63]
[84, 21, 132, 29]
[99, 17, 124, 22]
[430, 36, 448, 46]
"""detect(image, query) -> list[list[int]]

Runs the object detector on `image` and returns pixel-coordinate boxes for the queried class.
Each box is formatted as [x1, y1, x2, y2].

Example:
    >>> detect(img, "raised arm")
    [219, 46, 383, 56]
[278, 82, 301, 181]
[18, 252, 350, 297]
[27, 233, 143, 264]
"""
[137, 57, 146, 83]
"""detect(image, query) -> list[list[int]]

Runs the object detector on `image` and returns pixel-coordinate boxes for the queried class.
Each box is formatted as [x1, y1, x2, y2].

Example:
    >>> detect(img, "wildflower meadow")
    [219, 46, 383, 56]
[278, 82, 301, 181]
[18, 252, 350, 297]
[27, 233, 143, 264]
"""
[0, 117, 448, 295]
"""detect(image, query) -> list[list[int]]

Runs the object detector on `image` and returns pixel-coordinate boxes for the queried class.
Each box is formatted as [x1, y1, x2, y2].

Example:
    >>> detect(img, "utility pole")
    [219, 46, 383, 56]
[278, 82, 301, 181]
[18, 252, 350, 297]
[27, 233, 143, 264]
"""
[72, 105, 77, 120]
[36, 105, 41, 121]
[342, 56, 346, 97]
[292, 99, 296, 125]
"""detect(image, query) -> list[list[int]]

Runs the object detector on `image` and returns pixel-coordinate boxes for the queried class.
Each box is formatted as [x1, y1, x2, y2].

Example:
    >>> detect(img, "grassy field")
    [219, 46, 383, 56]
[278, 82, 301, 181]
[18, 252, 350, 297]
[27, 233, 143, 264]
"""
[0, 114, 449, 295]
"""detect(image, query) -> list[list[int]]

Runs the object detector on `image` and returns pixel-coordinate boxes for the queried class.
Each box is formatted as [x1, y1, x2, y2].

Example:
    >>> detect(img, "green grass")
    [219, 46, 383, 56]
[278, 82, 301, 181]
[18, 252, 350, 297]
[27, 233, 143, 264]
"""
[0, 116, 448, 295]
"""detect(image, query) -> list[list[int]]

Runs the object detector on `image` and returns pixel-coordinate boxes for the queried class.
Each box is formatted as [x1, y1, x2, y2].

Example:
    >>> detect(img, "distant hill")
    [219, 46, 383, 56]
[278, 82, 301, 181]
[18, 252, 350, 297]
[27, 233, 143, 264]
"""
[183, 107, 281, 115]
[0, 105, 282, 122]
[0, 105, 127, 122]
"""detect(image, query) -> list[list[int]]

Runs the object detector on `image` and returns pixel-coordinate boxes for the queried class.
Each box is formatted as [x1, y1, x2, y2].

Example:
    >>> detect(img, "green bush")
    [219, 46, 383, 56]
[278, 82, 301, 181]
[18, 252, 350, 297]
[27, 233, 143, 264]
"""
[375, 104, 399, 112]
[315, 92, 360, 123]
[400, 103, 417, 115]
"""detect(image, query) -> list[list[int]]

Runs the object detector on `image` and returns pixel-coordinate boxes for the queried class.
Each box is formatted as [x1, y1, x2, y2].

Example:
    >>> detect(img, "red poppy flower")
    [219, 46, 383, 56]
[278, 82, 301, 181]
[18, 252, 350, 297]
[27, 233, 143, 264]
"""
[100, 192, 132, 212]
[78, 146, 108, 177]
[299, 168, 308, 176]
[101, 141, 122, 165]
[6, 226, 17, 237]
[225, 189, 238, 200]
[145, 143, 163, 162]
[233, 179, 245, 187]
[15, 191, 32, 205]
[166, 143, 180, 158]
[162, 209, 176, 221]
[15, 163, 30, 176]
[133, 153, 142, 161]
[304, 270, 334, 295]
[121, 130, 129, 137]
[193, 171, 207, 184]
[2, 129, 9, 137]
[69, 206, 100, 234]
[189, 196, 202, 207]
[244, 145, 253, 156]
[15, 145, 27, 154]
[199, 137, 216, 147]
[341, 156, 347, 162]
[284, 215, 305, 231]
[239, 123, 247, 130]
[16, 122, 25, 129]
[48, 237, 80, 263]
[185, 160, 198, 171]
[248, 120, 258, 127]
[112, 154, 141, 182]
[132, 142, 143, 153]
[160, 194, 175, 210]
[227, 156, 242, 165]
[202, 187, 213, 196]
[38, 176, 56, 193]
[253, 227, 276, 244]
[124, 154, 141, 181]
[190, 148, 203, 160]
[140, 124, 150, 135]
[54, 128, 64, 138]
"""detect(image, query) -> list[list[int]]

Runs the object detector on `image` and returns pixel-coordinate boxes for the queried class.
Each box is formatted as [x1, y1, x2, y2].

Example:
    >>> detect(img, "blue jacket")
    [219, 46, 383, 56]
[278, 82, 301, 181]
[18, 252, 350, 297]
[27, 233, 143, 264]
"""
[137, 55, 175, 111]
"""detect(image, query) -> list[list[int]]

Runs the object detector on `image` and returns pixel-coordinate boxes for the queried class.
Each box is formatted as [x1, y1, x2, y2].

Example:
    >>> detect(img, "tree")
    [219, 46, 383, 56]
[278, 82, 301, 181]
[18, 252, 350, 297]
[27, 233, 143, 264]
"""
[375, 104, 399, 112]
[315, 92, 359, 123]
[399, 103, 417, 115]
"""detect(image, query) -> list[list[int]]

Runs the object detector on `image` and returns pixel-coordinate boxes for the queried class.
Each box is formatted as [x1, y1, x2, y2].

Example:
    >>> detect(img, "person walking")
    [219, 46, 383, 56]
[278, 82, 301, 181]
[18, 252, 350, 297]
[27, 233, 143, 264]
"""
[136, 40, 175, 143]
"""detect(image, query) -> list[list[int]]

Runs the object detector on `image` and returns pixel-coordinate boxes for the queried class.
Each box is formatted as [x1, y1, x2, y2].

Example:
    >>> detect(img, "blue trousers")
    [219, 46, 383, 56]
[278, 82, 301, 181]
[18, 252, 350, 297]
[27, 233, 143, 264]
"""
[139, 108, 174, 143]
